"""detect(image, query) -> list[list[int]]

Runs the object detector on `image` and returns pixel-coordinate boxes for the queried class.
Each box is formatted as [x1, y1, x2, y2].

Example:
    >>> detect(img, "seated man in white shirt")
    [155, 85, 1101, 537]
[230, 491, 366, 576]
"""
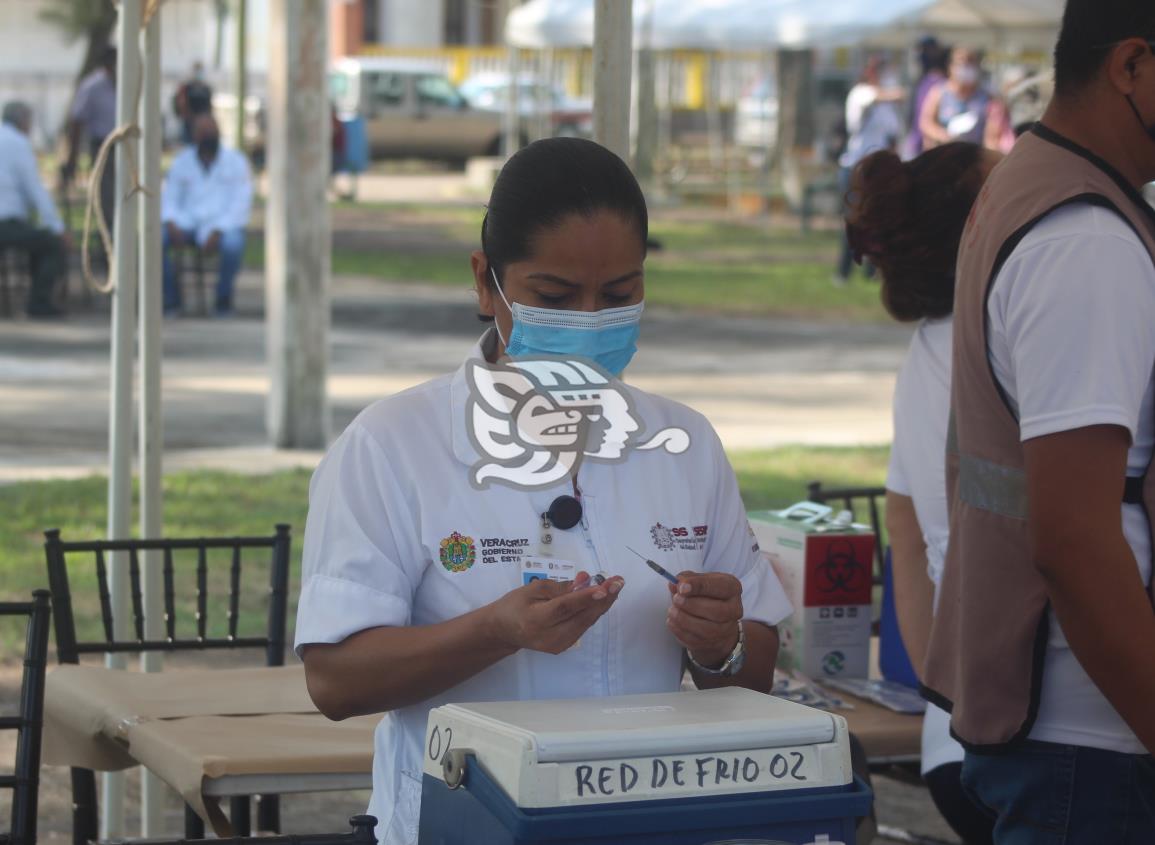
[161, 114, 252, 317]
[0, 101, 69, 318]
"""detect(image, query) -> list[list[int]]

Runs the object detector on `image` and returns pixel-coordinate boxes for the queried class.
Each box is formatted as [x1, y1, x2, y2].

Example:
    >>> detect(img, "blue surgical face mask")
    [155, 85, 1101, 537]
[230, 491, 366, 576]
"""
[490, 267, 643, 377]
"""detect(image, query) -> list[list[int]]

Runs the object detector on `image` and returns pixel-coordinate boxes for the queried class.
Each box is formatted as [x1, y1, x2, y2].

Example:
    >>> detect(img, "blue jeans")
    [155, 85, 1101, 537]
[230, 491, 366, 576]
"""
[162, 227, 245, 312]
[962, 742, 1155, 844]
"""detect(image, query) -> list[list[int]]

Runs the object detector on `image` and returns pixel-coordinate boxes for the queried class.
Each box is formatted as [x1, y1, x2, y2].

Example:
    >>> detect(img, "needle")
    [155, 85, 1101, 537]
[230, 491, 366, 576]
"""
[627, 546, 680, 585]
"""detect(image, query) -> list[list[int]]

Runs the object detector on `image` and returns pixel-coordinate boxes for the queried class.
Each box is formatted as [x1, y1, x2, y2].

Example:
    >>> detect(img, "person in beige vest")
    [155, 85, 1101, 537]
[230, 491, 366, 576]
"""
[922, 1, 1155, 842]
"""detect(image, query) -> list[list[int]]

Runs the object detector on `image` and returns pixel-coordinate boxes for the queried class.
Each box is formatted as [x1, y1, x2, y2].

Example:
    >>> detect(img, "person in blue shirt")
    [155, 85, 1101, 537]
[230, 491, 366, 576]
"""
[0, 101, 69, 318]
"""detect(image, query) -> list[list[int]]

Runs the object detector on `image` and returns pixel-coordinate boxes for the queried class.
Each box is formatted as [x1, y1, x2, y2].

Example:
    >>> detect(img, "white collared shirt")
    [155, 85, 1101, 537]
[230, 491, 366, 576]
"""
[0, 123, 64, 233]
[294, 331, 793, 845]
[160, 145, 252, 245]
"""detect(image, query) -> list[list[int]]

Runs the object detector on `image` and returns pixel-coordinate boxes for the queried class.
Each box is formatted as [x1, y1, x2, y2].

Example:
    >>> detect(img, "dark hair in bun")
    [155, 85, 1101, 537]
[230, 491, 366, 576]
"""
[846, 142, 990, 322]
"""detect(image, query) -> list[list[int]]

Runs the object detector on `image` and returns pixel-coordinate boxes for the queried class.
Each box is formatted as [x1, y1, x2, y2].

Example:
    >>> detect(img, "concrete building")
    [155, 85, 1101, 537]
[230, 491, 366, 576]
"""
[330, 0, 518, 58]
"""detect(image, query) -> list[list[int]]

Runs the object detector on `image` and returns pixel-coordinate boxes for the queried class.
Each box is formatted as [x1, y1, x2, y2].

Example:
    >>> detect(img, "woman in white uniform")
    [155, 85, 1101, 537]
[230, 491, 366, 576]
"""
[295, 138, 793, 845]
[847, 142, 1000, 845]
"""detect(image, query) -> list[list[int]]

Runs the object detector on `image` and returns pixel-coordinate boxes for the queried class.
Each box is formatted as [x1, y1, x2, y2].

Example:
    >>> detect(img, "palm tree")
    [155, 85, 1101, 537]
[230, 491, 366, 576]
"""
[39, 0, 118, 84]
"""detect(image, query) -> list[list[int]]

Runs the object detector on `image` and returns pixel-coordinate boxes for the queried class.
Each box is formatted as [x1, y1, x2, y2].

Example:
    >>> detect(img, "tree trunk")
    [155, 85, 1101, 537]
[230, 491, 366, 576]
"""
[266, 0, 332, 449]
[775, 48, 815, 209]
[76, 3, 117, 83]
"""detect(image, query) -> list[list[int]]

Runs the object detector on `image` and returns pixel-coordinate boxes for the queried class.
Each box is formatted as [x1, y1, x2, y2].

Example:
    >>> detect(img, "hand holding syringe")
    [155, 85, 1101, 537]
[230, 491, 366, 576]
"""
[628, 547, 745, 671]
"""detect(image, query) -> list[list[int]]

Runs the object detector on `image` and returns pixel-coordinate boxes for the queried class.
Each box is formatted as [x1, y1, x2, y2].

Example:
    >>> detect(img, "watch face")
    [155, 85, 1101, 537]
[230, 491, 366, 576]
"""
[724, 624, 747, 676]
[726, 648, 746, 677]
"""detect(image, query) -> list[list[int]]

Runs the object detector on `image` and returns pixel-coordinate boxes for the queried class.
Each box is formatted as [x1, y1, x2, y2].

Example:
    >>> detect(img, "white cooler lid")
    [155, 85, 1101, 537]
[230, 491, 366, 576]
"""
[443, 687, 837, 763]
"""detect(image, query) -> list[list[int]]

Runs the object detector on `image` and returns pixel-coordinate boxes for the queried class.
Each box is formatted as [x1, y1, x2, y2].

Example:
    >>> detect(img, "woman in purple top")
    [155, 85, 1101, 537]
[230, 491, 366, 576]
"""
[906, 38, 950, 157]
[919, 48, 1001, 151]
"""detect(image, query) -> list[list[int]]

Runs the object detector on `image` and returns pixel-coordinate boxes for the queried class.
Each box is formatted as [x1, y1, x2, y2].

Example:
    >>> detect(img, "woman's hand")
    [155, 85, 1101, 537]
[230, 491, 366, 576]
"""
[486, 571, 624, 655]
[666, 572, 743, 668]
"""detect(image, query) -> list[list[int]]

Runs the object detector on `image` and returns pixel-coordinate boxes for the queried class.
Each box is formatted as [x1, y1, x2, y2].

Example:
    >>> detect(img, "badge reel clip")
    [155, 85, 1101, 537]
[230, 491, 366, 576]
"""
[539, 495, 606, 586]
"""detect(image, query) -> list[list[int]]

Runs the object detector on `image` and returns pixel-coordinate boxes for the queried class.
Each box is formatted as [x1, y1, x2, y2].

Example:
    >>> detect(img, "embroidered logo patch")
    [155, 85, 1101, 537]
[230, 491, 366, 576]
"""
[650, 523, 676, 552]
[439, 531, 477, 573]
[650, 522, 709, 553]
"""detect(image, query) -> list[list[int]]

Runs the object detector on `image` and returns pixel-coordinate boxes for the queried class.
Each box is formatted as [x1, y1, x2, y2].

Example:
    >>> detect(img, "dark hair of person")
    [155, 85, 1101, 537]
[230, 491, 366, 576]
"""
[102, 46, 118, 69]
[1053, 0, 1155, 96]
[480, 137, 648, 284]
[846, 143, 988, 322]
[920, 40, 950, 76]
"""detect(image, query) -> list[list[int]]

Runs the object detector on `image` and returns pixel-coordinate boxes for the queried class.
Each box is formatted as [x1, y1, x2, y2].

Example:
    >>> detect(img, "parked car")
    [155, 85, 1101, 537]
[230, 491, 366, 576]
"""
[458, 72, 593, 138]
[330, 57, 507, 163]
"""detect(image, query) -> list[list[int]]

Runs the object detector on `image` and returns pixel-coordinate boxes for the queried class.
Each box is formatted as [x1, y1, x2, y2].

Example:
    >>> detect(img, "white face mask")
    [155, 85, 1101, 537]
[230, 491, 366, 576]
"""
[954, 65, 980, 87]
[489, 266, 644, 377]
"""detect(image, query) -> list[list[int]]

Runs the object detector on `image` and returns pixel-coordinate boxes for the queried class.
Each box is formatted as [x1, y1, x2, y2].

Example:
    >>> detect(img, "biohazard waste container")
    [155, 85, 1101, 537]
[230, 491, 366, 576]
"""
[418, 687, 872, 845]
[748, 505, 876, 680]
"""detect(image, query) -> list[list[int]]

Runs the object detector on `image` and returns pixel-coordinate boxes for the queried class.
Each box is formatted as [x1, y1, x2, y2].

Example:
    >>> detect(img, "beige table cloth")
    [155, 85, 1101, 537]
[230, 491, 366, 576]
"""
[42, 664, 376, 835]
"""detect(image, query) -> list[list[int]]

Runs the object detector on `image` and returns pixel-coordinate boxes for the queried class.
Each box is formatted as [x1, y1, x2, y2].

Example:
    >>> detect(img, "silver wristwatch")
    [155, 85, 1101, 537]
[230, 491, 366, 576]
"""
[687, 620, 746, 677]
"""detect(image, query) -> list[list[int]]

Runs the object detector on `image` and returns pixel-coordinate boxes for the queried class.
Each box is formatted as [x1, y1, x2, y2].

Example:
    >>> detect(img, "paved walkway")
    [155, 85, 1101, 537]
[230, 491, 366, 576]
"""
[0, 273, 911, 482]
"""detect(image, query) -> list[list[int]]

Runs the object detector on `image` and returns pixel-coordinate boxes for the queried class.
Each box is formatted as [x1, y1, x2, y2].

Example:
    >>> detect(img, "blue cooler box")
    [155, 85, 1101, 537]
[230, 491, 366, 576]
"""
[418, 688, 872, 845]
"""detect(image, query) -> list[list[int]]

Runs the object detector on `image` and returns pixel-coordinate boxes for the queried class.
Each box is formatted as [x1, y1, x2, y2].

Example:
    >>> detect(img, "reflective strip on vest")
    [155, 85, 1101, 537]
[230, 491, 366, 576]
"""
[949, 411, 1029, 520]
[958, 453, 1028, 521]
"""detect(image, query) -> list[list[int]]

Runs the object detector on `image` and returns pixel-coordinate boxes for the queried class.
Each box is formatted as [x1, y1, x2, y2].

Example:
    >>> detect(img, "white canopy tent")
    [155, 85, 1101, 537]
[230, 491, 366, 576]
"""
[507, 0, 746, 50]
[506, 0, 1065, 51]
[775, 0, 1064, 51]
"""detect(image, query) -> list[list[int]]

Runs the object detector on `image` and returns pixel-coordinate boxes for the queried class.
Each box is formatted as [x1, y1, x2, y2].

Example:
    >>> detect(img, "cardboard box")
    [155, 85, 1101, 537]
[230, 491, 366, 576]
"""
[749, 503, 875, 680]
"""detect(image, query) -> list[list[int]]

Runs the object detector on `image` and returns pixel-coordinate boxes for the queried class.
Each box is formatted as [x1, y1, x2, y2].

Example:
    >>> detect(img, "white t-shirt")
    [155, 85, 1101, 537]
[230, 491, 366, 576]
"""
[987, 202, 1155, 754]
[886, 317, 963, 773]
[294, 331, 794, 845]
[840, 83, 904, 169]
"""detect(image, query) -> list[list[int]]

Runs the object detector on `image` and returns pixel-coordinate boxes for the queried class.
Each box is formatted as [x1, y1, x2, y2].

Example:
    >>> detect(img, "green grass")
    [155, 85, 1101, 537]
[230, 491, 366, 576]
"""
[644, 259, 882, 320]
[732, 446, 889, 511]
[244, 239, 467, 286]
[0, 446, 888, 659]
[0, 470, 312, 658]
[246, 203, 887, 322]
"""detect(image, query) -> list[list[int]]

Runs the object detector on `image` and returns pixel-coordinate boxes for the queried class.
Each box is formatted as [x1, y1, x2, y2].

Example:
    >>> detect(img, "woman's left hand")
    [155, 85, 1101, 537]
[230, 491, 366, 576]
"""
[666, 573, 743, 669]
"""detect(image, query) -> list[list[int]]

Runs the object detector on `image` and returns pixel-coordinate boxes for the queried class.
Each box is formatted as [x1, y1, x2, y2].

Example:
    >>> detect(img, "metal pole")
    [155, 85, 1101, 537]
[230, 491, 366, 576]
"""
[103, 0, 142, 836]
[267, 0, 331, 449]
[536, 49, 554, 141]
[633, 0, 657, 184]
[234, 0, 247, 152]
[138, 6, 165, 835]
[593, 0, 633, 162]
[502, 0, 519, 158]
